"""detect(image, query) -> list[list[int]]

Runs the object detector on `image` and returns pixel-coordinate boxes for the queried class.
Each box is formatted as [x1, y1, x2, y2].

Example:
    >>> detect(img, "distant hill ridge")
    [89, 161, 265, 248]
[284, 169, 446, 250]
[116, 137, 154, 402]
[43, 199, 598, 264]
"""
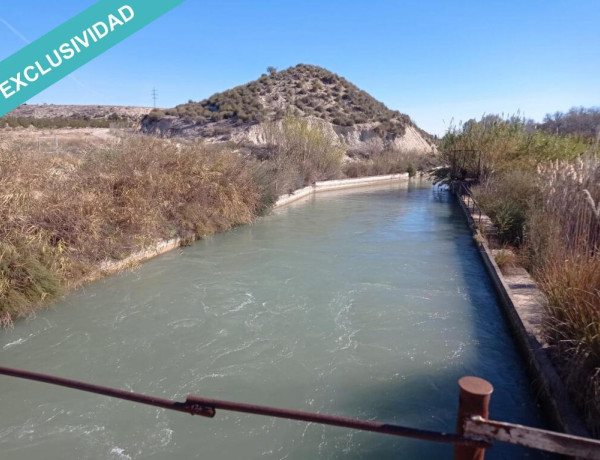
[2, 104, 152, 129]
[143, 64, 436, 153]
[152, 65, 416, 136]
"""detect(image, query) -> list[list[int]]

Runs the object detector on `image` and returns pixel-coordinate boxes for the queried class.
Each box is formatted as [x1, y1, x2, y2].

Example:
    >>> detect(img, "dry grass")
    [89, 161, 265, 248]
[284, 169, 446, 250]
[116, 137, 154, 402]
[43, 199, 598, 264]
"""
[0, 117, 363, 325]
[493, 249, 518, 273]
[473, 155, 600, 434]
[0, 136, 262, 325]
[535, 156, 600, 252]
[538, 254, 600, 435]
[530, 156, 600, 435]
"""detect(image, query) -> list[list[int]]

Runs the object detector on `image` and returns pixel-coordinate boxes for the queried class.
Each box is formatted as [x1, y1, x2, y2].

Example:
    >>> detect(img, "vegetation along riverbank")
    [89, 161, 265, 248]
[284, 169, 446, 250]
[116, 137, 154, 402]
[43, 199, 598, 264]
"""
[0, 135, 264, 326]
[0, 66, 438, 325]
[0, 125, 431, 327]
[434, 107, 600, 436]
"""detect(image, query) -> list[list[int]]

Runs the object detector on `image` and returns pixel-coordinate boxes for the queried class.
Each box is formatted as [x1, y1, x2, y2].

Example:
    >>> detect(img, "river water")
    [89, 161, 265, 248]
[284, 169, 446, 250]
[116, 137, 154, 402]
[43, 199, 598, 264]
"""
[0, 180, 551, 459]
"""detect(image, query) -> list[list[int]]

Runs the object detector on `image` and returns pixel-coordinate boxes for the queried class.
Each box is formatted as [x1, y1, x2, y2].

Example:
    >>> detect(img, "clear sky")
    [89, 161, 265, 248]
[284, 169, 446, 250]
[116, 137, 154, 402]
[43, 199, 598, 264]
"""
[1, 0, 598, 136]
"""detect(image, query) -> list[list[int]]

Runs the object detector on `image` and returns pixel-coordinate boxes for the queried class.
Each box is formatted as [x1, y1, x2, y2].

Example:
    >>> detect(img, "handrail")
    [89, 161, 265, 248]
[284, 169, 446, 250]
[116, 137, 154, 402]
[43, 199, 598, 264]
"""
[3, 359, 600, 458]
[457, 182, 483, 225]
[0, 366, 484, 448]
[464, 416, 600, 459]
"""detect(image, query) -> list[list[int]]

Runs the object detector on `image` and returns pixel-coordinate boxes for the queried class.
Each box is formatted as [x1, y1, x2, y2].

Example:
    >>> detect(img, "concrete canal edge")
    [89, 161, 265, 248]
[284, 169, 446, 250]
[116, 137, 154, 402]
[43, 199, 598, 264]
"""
[95, 238, 183, 278]
[455, 191, 590, 438]
[273, 173, 410, 208]
[97, 173, 411, 274]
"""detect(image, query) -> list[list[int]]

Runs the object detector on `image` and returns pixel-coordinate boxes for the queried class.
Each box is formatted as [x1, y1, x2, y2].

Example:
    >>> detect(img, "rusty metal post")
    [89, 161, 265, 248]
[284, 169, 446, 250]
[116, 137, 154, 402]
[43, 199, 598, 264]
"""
[454, 376, 493, 460]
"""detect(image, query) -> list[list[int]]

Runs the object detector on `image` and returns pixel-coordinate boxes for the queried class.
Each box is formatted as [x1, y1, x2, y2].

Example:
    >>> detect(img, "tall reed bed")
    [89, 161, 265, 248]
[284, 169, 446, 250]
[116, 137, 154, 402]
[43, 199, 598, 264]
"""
[1, 115, 368, 326]
[532, 157, 600, 434]
[0, 136, 264, 326]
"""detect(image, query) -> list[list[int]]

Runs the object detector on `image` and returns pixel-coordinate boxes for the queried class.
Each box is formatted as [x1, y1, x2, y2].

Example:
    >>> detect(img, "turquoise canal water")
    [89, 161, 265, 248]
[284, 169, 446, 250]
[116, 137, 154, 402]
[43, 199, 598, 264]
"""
[0, 180, 551, 459]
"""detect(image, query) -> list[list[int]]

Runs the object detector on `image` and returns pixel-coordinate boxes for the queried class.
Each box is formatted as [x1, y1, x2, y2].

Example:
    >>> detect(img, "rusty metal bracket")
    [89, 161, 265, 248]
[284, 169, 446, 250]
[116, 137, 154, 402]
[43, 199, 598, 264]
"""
[181, 398, 216, 418]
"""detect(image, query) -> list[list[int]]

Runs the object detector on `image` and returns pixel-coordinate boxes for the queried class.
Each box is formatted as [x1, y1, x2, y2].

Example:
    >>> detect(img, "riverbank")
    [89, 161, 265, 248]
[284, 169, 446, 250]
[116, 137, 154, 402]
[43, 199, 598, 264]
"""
[436, 115, 600, 437]
[0, 132, 418, 326]
[455, 187, 590, 438]
[98, 174, 412, 280]
[0, 136, 263, 326]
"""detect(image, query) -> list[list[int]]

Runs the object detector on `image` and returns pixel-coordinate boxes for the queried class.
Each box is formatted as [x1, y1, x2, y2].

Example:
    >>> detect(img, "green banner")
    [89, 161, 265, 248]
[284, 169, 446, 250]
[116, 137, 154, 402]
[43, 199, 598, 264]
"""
[0, 0, 184, 118]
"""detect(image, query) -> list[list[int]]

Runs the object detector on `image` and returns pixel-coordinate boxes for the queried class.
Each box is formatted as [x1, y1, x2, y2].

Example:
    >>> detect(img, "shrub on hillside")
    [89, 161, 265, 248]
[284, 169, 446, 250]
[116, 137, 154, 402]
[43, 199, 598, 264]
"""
[0, 116, 115, 129]
[146, 64, 421, 139]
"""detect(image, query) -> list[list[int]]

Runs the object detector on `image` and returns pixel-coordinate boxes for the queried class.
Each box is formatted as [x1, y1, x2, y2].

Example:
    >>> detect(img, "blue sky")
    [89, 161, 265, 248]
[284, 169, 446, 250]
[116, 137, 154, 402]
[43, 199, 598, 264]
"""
[1, 1, 598, 136]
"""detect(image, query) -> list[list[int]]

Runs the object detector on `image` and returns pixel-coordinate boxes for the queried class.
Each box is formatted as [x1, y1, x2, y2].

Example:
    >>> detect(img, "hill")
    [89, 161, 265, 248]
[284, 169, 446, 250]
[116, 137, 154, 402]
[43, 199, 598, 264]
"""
[142, 64, 436, 153]
[1, 104, 152, 129]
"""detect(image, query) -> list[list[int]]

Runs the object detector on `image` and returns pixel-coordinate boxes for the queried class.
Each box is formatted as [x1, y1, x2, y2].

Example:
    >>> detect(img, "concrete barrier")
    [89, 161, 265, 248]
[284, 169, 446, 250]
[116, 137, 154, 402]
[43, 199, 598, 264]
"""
[274, 173, 410, 209]
[273, 186, 314, 208]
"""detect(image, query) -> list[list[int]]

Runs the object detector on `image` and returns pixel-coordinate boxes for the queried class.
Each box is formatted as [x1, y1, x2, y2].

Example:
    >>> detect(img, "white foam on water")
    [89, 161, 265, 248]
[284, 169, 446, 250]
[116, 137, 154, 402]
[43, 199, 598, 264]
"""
[109, 446, 132, 460]
[229, 292, 255, 312]
[3, 338, 26, 349]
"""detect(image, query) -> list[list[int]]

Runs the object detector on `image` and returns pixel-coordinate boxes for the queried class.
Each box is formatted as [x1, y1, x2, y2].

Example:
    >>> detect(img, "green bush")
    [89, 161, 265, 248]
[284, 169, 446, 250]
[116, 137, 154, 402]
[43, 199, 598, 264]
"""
[471, 170, 540, 245]
[436, 115, 588, 185]
[147, 110, 166, 121]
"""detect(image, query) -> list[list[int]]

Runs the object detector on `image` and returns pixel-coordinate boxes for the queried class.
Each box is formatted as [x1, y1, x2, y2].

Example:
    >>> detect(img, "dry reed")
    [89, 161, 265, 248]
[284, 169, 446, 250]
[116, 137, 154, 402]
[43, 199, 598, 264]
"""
[0, 136, 263, 325]
[532, 156, 600, 435]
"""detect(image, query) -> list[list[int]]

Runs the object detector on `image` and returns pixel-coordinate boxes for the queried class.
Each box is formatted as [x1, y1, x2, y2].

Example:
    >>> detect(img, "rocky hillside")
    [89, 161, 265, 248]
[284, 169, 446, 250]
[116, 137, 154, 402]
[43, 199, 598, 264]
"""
[142, 65, 436, 154]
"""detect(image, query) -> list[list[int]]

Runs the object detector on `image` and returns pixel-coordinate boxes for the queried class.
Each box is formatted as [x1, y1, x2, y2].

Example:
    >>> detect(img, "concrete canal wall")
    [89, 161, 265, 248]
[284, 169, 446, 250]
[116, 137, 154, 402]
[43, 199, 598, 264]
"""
[274, 173, 410, 208]
[456, 191, 589, 437]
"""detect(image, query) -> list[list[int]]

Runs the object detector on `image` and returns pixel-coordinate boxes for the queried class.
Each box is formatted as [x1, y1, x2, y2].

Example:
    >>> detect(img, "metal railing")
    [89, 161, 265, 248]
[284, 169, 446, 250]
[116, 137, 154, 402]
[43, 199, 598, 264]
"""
[457, 182, 484, 227]
[1, 367, 600, 459]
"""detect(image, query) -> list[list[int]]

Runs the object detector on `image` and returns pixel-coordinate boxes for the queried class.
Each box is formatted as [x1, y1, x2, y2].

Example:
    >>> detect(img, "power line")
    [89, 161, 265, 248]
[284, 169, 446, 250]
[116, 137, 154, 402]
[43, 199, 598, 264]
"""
[152, 87, 158, 108]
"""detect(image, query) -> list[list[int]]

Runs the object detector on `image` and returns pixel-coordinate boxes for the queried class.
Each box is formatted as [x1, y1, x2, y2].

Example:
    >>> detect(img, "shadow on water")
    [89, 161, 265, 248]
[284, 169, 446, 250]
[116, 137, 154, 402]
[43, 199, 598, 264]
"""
[327, 185, 554, 460]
